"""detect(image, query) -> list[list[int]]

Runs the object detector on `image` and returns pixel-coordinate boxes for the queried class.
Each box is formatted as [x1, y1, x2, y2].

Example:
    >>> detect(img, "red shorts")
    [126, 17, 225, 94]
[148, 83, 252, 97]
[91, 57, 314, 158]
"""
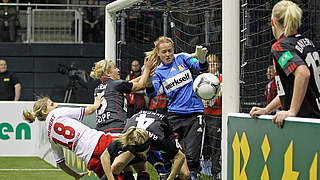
[87, 134, 113, 178]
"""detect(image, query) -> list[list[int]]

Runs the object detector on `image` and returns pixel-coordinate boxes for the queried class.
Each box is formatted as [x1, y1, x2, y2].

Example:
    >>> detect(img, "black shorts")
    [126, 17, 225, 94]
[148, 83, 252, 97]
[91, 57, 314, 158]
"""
[96, 120, 125, 133]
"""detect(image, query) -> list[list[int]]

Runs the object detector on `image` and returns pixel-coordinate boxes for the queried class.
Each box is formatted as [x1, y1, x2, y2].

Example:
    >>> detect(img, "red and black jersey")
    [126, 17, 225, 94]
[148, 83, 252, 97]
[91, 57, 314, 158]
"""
[94, 78, 132, 131]
[123, 110, 180, 160]
[271, 34, 320, 117]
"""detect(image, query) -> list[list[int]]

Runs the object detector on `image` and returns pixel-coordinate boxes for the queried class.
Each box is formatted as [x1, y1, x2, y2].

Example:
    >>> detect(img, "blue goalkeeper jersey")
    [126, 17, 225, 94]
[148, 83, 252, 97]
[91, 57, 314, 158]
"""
[146, 53, 208, 113]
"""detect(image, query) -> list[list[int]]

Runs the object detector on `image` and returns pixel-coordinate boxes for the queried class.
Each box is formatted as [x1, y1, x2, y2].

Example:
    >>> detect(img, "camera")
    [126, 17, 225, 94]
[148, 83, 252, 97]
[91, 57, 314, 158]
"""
[58, 63, 88, 82]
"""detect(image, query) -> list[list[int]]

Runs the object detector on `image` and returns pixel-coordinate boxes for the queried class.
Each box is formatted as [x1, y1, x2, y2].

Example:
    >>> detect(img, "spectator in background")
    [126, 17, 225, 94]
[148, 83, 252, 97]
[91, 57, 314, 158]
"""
[125, 60, 148, 118]
[0, 59, 21, 101]
[201, 54, 222, 178]
[83, 0, 100, 43]
[0, 0, 17, 42]
[265, 65, 277, 105]
[250, 1, 320, 128]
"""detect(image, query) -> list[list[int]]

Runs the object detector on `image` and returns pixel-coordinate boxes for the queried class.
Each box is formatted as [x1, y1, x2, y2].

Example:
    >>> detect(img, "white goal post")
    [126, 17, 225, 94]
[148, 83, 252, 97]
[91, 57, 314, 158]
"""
[105, 0, 143, 62]
[222, 0, 240, 179]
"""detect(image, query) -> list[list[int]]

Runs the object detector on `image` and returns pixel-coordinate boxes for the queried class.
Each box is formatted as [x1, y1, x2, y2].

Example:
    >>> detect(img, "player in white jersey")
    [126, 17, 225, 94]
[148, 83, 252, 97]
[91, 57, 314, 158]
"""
[23, 94, 150, 180]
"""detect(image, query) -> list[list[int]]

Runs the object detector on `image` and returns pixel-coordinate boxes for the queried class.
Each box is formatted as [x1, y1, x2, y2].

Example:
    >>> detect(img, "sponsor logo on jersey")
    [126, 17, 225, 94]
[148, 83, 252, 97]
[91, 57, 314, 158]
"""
[3, 78, 10, 82]
[163, 69, 192, 93]
[190, 58, 198, 63]
[278, 51, 293, 68]
[177, 64, 185, 71]
[170, 67, 176, 72]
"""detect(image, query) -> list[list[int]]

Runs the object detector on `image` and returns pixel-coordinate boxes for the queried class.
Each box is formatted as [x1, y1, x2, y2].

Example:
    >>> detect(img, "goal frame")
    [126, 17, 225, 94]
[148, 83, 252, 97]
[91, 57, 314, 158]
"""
[105, 0, 143, 62]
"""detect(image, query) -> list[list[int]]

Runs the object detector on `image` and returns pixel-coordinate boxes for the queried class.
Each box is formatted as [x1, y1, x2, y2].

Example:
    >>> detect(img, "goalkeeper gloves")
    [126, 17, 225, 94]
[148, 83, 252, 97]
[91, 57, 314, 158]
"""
[193, 45, 208, 63]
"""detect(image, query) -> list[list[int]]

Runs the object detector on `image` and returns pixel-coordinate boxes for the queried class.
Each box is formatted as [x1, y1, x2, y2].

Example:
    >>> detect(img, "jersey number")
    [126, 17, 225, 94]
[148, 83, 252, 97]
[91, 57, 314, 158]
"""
[97, 92, 107, 115]
[135, 114, 155, 129]
[305, 52, 320, 109]
[52, 122, 75, 150]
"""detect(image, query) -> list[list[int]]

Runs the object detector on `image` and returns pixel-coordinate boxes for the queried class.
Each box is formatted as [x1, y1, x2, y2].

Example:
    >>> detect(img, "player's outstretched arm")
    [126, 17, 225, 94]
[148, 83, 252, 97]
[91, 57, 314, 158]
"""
[167, 150, 186, 180]
[100, 148, 115, 180]
[131, 55, 157, 91]
[59, 161, 88, 180]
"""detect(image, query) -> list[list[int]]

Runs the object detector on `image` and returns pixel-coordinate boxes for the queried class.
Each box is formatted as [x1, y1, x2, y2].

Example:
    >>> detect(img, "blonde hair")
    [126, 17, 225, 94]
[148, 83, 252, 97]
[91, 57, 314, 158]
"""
[90, 59, 113, 79]
[117, 127, 149, 147]
[23, 97, 50, 123]
[272, 0, 302, 37]
[145, 36, 174, 65]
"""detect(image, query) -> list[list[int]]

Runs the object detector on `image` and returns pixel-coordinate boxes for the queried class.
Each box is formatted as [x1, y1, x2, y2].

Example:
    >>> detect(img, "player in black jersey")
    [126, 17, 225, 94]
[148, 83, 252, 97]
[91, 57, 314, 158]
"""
[90, 57, 156, 133]
[250, 0, 320, 128]
[108, 110, 190, 180]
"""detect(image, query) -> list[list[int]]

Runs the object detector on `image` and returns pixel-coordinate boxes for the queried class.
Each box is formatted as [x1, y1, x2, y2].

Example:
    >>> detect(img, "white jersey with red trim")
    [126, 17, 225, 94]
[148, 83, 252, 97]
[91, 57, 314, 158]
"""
[46, 107, 104, 165]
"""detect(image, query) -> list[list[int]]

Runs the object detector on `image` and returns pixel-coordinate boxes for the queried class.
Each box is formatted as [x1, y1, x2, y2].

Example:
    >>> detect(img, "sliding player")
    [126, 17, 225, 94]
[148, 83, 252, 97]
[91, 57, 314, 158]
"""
[23, 95, 150, 180]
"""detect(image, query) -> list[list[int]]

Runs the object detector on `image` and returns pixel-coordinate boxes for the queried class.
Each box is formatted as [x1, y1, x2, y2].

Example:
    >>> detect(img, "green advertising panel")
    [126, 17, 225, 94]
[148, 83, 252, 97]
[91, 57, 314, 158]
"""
[227, 113, 320, 180]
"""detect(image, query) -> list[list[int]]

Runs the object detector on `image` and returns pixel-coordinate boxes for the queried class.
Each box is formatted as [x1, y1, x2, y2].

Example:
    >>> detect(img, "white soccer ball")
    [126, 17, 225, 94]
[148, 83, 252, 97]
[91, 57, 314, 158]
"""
[193, 73, 220, 100]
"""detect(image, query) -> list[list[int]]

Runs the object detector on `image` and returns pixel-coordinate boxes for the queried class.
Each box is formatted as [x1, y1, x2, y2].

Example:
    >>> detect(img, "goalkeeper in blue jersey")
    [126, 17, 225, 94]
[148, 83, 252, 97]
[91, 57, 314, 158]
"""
[145, 36, 208, 179]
